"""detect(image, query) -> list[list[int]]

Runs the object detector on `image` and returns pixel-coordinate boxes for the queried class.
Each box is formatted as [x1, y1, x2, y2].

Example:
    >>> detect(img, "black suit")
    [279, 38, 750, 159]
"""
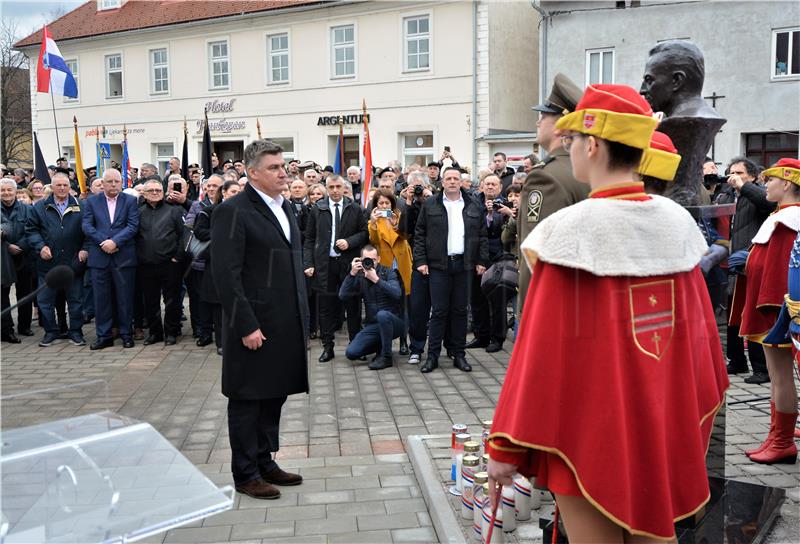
[413, 190, 488, 359]
[211, 184, 309, 485]
[303, 196, 368, 348]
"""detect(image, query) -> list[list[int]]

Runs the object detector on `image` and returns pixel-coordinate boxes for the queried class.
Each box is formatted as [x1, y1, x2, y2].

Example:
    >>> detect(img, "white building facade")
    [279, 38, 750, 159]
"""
[17, 0, 540, 177]
[537, 0, 799, 167]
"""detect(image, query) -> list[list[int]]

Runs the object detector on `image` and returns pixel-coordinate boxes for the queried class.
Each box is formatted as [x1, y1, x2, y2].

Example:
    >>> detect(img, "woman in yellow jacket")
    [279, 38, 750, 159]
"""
[368, 191, 413, 354]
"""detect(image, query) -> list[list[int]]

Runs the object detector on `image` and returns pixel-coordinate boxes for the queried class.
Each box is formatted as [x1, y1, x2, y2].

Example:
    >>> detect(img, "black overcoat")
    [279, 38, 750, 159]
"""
[302, 196, 368, 292]
[211, 184, 309, 399]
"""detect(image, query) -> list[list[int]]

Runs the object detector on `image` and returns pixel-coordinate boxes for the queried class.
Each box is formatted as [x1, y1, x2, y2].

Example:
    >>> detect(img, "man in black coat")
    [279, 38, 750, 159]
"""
[492, 152, 517, 195]
[1, 178, 34, 343]
[303, 175, 368, 362]
[414, 167, 489, 374]
[211, 140, 309, 500]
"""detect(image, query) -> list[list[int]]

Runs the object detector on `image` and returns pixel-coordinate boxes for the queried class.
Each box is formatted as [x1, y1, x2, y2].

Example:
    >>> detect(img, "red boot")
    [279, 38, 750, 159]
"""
[750, 410, 798, 464]
[745, 402, 775, 457]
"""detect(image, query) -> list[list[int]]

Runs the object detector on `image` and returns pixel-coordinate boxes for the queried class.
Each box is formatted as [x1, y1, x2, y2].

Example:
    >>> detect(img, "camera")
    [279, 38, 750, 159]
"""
[492, 198, 506, 208]
[413, 184, 424, 197]
[361, 257, 374, 270]
[378, 210, 392, 218]
[703, 173, 728, 190]
[171, 182, 181, 192]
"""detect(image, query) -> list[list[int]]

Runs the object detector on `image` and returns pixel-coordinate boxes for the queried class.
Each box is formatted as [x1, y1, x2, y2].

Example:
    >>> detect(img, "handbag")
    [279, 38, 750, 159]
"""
[481, 255, 519, 300]
[184, 229, 210, 262]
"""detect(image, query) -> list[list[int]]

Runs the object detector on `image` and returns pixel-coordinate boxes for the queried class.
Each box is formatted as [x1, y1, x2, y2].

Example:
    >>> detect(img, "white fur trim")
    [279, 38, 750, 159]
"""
[751, 206, 800, 245]
[520, 195, 708, 276]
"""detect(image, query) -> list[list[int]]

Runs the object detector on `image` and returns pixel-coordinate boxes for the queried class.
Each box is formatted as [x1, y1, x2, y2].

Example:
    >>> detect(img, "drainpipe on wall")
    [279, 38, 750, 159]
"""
[471, 0, 478, 178]
[530, 1, 549, 105]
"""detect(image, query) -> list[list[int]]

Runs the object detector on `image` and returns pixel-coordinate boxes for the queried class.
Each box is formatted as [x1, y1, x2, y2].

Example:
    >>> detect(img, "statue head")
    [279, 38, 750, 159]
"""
[640, 41, 706, 117]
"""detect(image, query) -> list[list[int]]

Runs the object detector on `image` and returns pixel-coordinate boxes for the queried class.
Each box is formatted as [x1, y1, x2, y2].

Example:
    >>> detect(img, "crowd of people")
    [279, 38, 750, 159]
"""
[0, 121, 791, 379]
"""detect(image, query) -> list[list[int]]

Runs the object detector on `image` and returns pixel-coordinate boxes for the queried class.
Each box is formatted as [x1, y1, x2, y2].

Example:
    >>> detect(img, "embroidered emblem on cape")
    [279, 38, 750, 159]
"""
[527, 190, 543, 223]
[786, 169, 793, 178]
[583, 113, 595, 129]
[629, 280, 675, 360]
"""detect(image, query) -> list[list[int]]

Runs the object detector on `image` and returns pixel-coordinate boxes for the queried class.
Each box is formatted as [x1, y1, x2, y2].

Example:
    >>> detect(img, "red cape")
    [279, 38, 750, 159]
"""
[731, 222, 796, 344]
[488, 261, 729, 540]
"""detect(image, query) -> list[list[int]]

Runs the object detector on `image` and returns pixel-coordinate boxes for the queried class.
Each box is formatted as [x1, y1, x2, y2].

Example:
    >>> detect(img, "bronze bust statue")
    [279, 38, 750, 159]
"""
[640, 41, 721, 119]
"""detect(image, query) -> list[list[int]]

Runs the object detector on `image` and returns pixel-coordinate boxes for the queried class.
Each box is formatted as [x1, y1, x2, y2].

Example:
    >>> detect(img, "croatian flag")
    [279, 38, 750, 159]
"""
[36, 26, 77, 98]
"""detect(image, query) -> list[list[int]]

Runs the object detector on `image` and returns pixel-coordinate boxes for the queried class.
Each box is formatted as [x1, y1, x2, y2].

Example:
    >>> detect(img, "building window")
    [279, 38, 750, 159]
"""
[331, 24, 355, 78]
[404, 15, 430, 71]
[267, 33, 289, 85]
[154, 142, 174, 175]
[62, 146, 76, 169]
[401, 132, 433, 167]
[208, 40, 230, 90]
[98, 0, 122, 10]
[150, 48, 169, 94]
[586, 48, 614, 85]
[105, 53, 123, 98]
[271, 137, 295, 160]
[64, 59, 78, 102]
[745, 132, 799, 169]
[773, 28, 799, 78]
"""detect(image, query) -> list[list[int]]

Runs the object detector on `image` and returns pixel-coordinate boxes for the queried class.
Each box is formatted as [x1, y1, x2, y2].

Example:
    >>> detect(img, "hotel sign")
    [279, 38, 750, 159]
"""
[317, 114, 370, 126]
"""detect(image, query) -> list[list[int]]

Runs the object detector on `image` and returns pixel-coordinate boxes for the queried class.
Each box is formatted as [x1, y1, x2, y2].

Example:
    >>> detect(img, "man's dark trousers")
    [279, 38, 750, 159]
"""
[139, 261, 183, 337]
[92, 266, 136, 341]
[427, 256, 469, 359]
[346, 309, 404, 359]
[727, 323, 767, 373]
[319, 257, 361, 347]
[227, 396, 286, 485]
[38, 273, 83, 334]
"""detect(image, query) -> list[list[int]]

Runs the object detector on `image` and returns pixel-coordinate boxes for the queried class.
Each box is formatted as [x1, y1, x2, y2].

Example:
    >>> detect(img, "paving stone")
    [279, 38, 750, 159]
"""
[391, 526, 439, 542]
[357, 512, 420, 531]
[299, 465, 352, 479]
[229, 521, 295, 540]
[163, 525, 232, 543]
[326, 475, 381, 490]
[380, 474, 417, 487]
[327, 500, 387, 517]
[266, 504, 326, 521]
[295, 515, 357, 535]
[384, 498, 428, 514]
[329, 529, 393, 543]
[297, 490, 355, 505]
[261, 536, 326, 544]
[201, 508, 266, 526]
[355, 486, 413, 502]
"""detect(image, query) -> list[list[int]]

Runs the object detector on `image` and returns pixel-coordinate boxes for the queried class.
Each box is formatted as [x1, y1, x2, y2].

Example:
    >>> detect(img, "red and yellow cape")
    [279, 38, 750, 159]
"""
[488, 182, 729, 540]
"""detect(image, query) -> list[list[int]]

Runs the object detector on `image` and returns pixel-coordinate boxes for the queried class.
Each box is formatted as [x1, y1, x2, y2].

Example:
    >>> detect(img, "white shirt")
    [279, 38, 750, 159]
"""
[251, 185, 291, 242]
[329, 197, 343, 257]
[442, 193, 465, 256]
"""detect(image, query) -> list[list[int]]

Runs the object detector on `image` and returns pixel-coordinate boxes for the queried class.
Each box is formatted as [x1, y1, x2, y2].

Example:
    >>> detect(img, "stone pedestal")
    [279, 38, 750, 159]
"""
[657, 116, 726, 206]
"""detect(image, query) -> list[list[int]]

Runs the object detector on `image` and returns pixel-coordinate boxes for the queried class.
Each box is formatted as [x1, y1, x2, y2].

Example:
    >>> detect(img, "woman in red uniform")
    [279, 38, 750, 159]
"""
[733, 158, 800, 464]
[486, 84, 729, 542]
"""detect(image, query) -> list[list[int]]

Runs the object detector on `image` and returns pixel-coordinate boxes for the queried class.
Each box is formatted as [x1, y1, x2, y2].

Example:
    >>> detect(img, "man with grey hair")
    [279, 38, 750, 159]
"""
[1, 177, 34, 343]
[211, 139, 309, 500]
[304, 174, 368, 362]
[26, 172, 88, 346]
[82, 168, 141, 349]
[346, 165, 361, 200]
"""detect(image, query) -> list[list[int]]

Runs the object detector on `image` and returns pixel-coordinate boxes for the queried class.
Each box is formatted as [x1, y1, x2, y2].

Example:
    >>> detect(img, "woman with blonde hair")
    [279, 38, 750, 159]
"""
[368, 190, 412, 354]
[307, 183, 327, 205]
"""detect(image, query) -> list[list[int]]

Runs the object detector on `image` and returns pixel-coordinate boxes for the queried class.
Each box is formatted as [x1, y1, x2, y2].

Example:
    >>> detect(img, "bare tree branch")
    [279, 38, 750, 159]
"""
[1, 18, 32, 167]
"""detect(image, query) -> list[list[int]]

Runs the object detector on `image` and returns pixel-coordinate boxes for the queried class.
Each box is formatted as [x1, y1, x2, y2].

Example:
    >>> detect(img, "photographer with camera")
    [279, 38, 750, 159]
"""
[467, 174, 513, 352]
[339, 245, 404, 370]
[368, 191, 413, 355]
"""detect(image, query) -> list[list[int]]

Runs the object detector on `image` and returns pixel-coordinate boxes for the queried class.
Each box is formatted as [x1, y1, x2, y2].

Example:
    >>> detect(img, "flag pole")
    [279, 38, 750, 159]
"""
[257, 118, 262, 139]
[49, 78, 61, 155]
[338, 117, 345, 172]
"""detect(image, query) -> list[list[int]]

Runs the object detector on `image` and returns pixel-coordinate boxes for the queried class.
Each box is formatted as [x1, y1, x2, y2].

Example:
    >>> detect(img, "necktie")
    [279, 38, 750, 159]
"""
[334, 203, 341, 240]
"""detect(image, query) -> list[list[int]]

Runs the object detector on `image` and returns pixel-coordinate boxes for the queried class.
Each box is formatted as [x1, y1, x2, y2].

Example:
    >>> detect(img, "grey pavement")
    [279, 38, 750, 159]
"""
[1, 316, 799, 543]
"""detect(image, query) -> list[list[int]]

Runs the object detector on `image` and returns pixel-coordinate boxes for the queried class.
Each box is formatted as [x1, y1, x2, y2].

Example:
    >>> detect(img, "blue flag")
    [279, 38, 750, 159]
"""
[121, 139, 130, 188]
[333, 131, 343, 175]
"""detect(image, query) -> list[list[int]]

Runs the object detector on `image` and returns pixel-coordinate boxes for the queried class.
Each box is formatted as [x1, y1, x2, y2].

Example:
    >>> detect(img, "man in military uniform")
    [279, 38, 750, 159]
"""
[517, 73, 588, 312]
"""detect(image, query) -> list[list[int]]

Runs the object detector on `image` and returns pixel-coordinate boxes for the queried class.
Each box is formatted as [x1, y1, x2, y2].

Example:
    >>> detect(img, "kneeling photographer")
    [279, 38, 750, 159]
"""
[339, 245, 404, 370]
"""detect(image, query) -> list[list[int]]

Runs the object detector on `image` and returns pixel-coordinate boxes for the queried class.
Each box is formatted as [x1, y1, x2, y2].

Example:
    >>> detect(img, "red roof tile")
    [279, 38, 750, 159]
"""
[14, 0, 328, 48]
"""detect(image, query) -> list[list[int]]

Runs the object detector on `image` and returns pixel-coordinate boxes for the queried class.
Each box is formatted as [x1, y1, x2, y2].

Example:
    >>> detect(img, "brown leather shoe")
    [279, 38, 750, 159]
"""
[133, 328, 145, 341]
[260, 466, 303, 486]
[235, 478, 281, 500]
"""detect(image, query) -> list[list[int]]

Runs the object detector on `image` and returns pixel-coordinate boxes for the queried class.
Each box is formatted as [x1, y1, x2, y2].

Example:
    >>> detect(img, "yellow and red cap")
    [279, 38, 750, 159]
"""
[555, 84, 658, 150]
[762, 158, 800, 186]
[638, 131, 681, 181]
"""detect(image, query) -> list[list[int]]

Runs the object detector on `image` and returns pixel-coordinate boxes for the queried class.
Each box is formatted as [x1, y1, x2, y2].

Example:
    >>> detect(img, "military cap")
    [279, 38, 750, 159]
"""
[531, 73, 583, 115]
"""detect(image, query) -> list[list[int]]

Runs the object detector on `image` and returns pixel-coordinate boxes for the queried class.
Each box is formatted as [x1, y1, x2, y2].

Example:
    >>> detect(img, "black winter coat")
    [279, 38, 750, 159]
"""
[136, 200, 185, 265]
[303, 196, 368, 291]
[413, 190, 489, 272]
[729, 182, 776, 253]
[211, 185, 309, 400]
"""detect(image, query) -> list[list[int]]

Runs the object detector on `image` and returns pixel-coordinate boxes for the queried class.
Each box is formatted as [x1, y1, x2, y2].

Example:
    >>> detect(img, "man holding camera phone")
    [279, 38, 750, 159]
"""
[339, 245, 404, 370]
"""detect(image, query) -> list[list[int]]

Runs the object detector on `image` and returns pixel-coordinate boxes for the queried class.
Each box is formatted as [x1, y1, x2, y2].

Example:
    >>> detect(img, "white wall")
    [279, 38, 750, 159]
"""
[540, 0, 800, 163]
